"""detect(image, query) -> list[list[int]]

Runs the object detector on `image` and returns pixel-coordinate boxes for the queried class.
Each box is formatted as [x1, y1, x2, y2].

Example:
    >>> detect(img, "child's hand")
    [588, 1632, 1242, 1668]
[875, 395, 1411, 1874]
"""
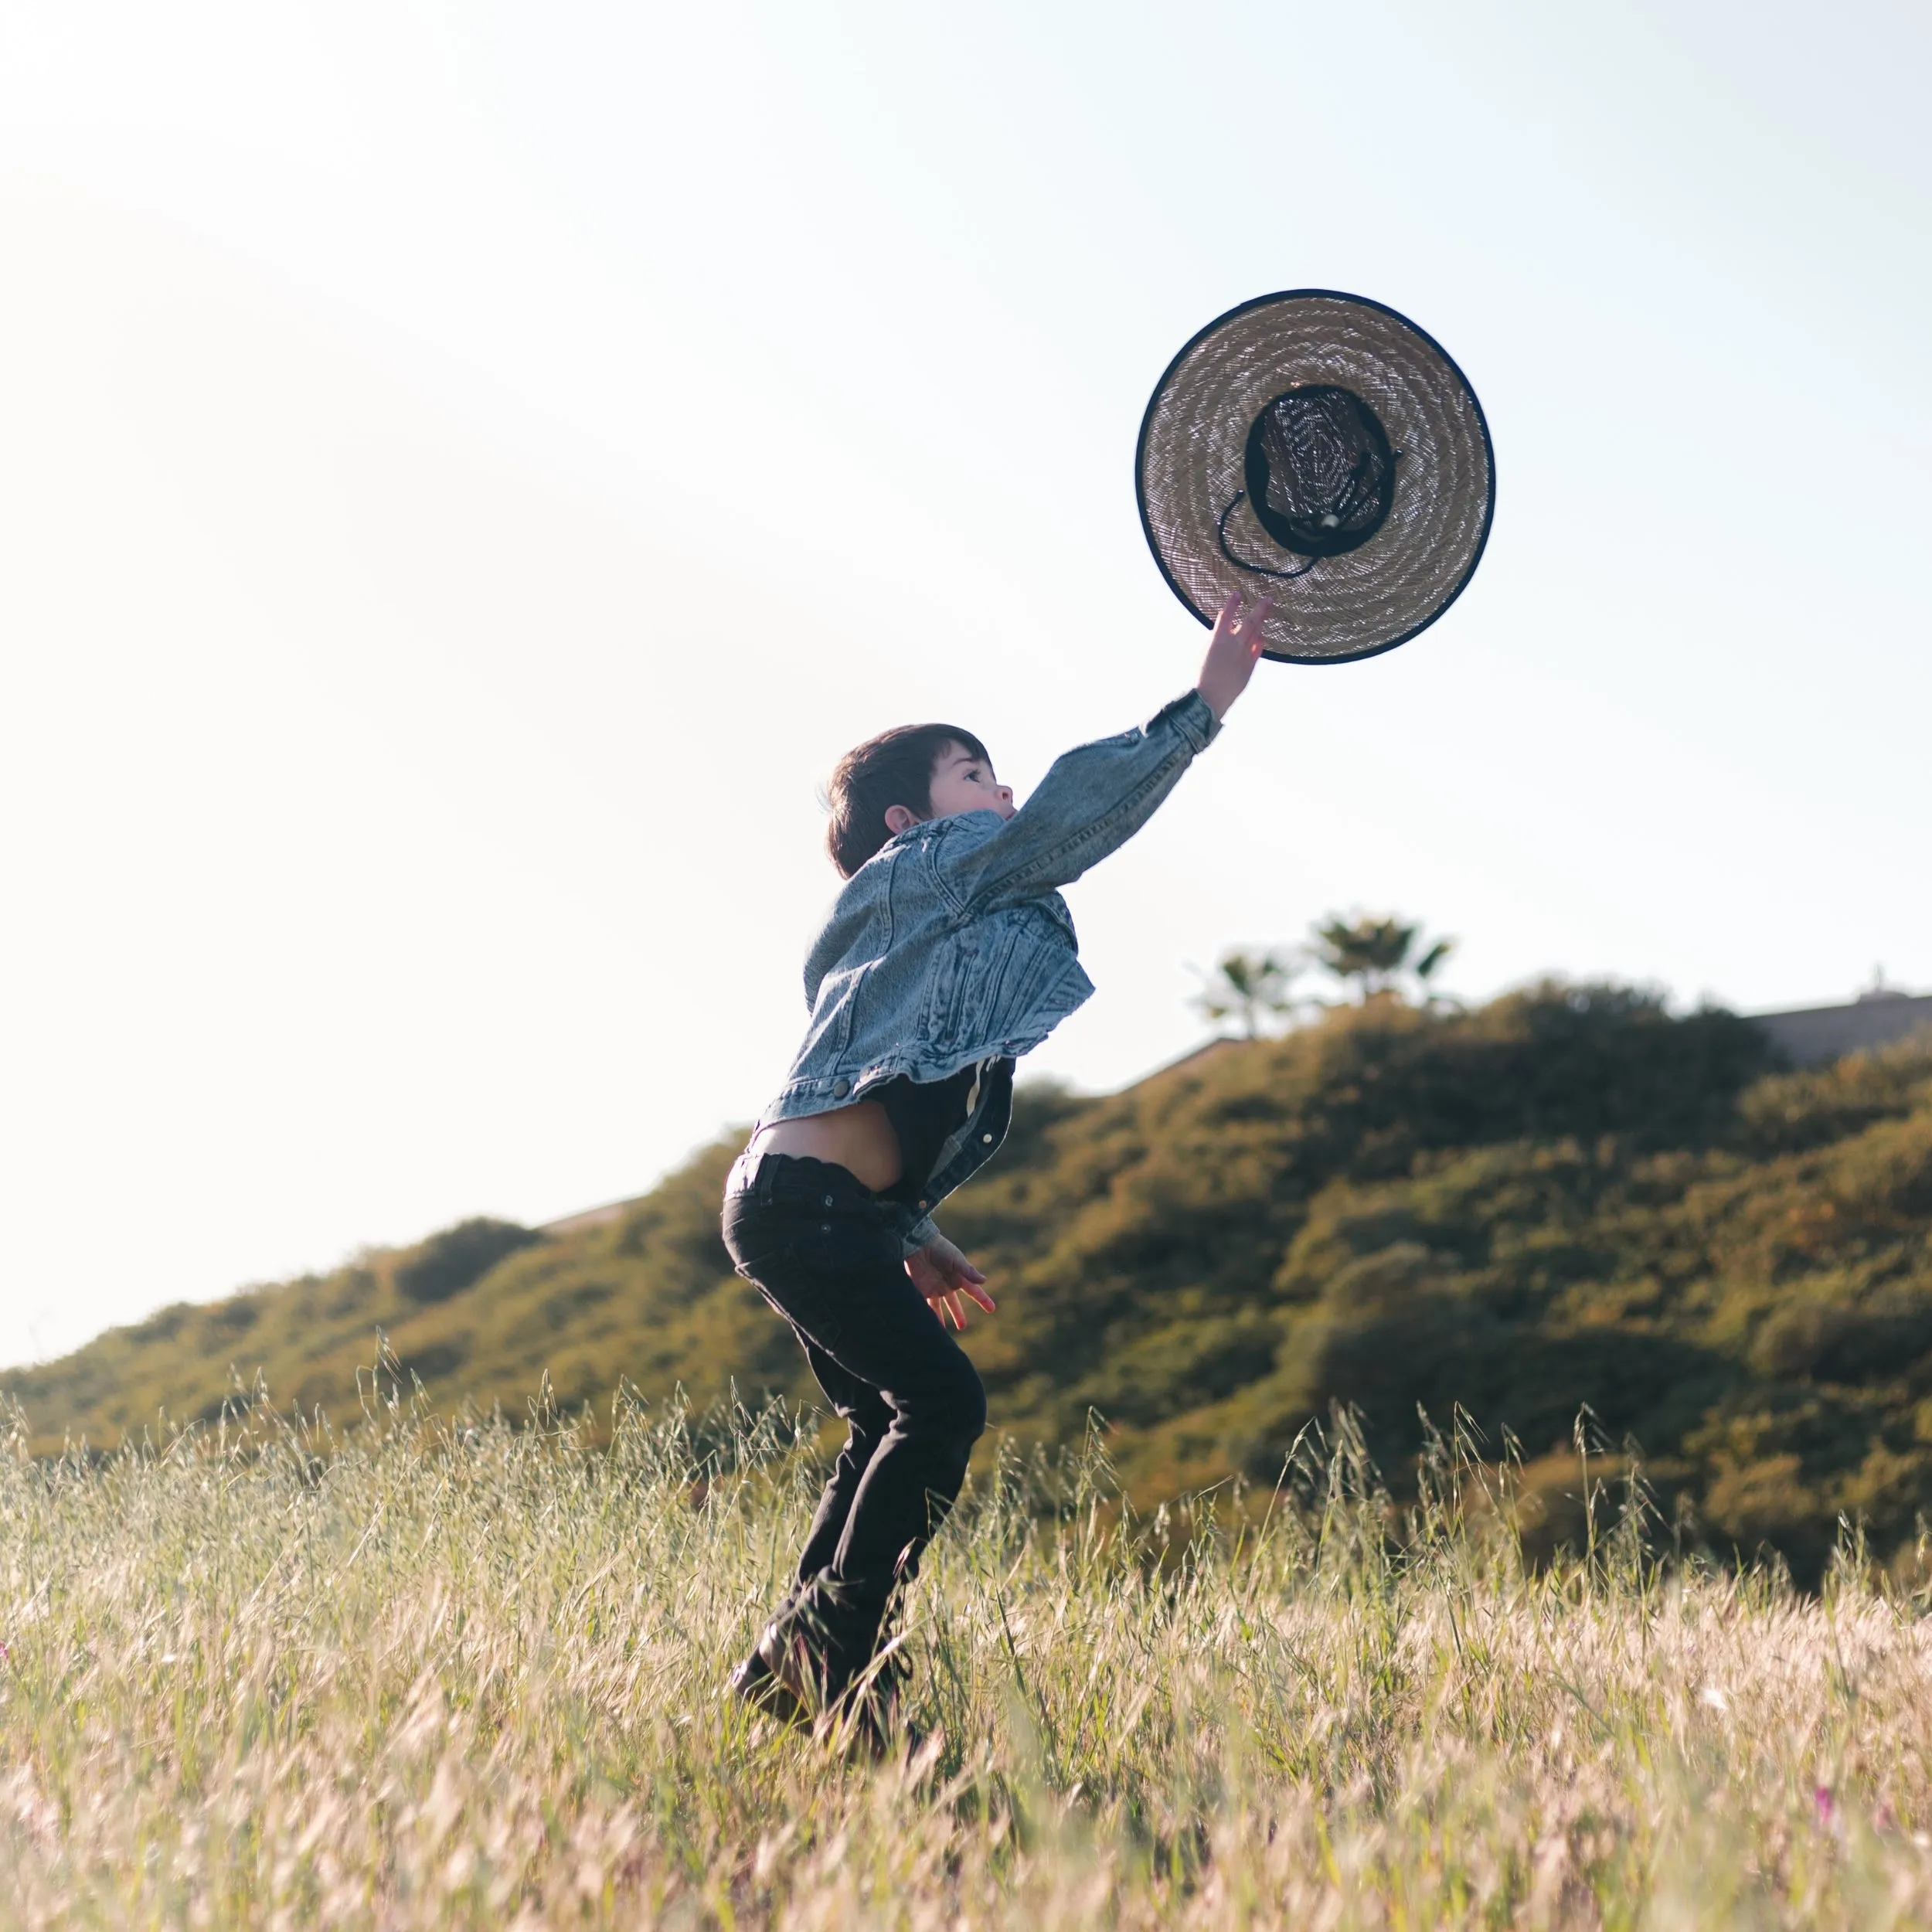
[1195, 590, 1273, 721]
[906, 1236, 998, 1332]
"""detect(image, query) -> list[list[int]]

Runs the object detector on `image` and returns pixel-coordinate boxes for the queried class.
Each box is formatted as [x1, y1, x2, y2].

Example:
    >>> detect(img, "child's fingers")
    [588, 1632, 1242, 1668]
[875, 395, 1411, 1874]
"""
[963, 1281, 998, 1315]
[1233, 594, 1272, 645]
[1212, 588, 1242, 634]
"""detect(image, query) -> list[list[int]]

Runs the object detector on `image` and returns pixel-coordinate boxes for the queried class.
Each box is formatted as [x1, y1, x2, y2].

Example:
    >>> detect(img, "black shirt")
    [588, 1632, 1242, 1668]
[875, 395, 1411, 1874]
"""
[875, 1056, 1015, 1208]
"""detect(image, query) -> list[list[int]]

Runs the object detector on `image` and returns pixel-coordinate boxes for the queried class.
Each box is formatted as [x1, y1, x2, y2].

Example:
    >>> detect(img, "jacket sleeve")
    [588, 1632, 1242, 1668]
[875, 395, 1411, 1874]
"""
[936, 690, 1220, 912]
[901, 1214, 940, 1259]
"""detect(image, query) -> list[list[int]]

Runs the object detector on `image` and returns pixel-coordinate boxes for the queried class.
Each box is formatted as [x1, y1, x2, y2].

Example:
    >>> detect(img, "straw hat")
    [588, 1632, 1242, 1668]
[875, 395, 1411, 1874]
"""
[1136, 291, 1495, 665]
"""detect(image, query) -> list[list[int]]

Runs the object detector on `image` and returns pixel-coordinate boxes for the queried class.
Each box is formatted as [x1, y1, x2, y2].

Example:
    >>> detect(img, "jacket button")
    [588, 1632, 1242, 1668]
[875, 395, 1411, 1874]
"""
[832, 1078, 850, 1098]
[982, 1132, 995, 1144]
[917, 1199, 929, 1210]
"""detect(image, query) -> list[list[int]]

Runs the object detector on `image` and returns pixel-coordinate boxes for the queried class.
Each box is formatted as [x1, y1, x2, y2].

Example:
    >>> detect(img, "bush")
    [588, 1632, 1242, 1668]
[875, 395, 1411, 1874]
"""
[393, 1218, 543, 1305]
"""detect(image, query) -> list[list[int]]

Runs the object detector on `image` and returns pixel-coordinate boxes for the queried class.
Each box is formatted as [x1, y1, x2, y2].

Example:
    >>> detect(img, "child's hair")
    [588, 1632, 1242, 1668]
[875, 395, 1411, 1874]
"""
[825, 723, 992, 878]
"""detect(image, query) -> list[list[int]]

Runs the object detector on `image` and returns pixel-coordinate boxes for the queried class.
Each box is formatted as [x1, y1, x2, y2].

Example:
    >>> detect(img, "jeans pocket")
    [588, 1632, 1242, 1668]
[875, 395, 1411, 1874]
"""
[722, 1193, 798, 1271]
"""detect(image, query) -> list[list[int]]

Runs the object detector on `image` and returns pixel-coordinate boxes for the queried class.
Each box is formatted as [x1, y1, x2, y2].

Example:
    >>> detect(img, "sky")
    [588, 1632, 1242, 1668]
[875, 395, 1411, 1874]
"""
[2, 0, 1928, 1370]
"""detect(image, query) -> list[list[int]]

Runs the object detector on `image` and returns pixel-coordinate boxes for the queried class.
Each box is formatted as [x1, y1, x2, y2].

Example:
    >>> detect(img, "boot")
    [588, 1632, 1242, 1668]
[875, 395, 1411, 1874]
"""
[726, 1629, 811, 1726]
[830, 1641, 920, 1760]
[726, 1591, 825, 1728]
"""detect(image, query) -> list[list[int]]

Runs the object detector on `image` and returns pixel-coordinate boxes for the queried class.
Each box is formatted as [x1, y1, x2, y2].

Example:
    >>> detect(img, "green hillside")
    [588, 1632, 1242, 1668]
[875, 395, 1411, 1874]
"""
[10, 985, 1932, 1577]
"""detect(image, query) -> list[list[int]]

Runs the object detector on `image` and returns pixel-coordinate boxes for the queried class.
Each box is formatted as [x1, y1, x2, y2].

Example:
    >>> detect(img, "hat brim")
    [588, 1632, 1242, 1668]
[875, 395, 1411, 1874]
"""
[1136, 291, 1495, 665]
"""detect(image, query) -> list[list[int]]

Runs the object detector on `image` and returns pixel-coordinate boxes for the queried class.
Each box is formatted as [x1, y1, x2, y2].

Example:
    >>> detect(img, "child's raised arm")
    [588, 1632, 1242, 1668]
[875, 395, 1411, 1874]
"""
[937, 591, 1270, 911]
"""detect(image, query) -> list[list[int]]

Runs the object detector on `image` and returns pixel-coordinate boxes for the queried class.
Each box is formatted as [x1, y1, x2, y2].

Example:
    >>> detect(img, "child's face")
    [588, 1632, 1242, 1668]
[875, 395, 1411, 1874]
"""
[926, 743, 1015, 823]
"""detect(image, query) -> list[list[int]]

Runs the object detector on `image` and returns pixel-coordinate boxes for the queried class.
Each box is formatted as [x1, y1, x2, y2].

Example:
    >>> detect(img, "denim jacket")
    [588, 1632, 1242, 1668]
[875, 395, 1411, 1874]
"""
[759, 688, 1221, 1253]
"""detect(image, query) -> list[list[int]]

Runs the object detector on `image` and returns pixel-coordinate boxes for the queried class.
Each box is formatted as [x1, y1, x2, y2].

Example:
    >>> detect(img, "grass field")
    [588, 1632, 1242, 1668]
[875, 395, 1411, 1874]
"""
[5, 1380, 1932, 1928]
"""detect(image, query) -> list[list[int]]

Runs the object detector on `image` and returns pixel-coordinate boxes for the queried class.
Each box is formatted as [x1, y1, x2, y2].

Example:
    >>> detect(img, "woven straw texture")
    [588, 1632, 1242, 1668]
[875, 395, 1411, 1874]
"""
[1137, 291, 1494, 664]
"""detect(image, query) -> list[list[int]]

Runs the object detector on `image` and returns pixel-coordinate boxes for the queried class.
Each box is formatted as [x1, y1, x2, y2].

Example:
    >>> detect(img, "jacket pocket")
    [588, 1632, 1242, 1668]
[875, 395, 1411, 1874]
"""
[920, 925, 979, 1052]
[947, 906, 1084, 1049]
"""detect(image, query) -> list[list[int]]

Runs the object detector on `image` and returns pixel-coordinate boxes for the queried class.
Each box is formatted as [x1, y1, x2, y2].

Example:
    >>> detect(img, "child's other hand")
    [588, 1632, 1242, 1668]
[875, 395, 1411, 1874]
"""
[906, 1236, 998, 1332]
[1195, 590, 1273, 721]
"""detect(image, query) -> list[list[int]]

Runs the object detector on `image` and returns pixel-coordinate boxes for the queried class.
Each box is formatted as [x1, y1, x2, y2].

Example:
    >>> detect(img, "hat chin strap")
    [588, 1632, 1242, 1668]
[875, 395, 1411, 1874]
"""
[1215, 492, 1319, 582]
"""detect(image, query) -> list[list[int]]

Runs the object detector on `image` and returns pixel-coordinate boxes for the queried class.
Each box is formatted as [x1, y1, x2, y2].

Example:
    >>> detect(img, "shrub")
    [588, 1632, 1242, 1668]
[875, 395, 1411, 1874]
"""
[393, 1218, 543, 1304]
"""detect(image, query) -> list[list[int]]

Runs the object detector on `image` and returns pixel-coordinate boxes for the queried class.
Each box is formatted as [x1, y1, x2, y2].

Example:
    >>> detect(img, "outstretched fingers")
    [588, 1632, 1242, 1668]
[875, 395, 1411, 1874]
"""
[940, 1252, 995, 1315]
[1233, 592, 1274, 653]
[1197, 590, 1273, 719]
[906, 1245, 998, 1326]
[1209, 590, 1274, 658]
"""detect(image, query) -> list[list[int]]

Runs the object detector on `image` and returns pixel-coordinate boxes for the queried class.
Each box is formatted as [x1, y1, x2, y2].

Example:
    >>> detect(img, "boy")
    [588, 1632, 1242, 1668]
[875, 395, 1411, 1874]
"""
[723, 590, 1270, 1745]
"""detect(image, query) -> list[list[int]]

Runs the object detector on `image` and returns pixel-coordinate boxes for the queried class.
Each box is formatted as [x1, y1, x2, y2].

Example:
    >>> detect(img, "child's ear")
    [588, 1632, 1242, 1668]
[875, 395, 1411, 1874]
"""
[883, 804, 920, 836]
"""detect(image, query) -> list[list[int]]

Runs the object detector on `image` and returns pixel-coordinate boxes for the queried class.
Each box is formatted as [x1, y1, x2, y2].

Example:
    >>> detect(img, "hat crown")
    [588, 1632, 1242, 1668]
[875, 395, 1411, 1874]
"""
[1243, 385, 1396, 560]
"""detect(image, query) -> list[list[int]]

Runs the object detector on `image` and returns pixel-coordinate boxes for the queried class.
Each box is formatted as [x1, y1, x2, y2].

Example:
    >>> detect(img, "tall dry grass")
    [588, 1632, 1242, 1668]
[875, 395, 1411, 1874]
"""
[4, 1373, 1931, 1928]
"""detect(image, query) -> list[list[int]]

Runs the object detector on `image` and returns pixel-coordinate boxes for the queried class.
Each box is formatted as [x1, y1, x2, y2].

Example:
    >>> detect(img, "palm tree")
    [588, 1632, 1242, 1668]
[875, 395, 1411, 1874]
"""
[1308, 914, 1454, 1004]
[1190, 948, 1304, 1039]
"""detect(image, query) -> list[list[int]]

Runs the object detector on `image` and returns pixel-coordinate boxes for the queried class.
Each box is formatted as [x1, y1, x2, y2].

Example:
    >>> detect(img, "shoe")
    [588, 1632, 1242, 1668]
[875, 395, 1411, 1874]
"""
[826, 1643, 915, 1760]
[726, 1618, 818, 1727]
[842, 1698, 924, 1762]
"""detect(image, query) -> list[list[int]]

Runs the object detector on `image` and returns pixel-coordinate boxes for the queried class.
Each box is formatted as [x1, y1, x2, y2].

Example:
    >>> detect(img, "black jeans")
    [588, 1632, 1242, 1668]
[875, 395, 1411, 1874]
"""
[722, 1151, 987, 1674]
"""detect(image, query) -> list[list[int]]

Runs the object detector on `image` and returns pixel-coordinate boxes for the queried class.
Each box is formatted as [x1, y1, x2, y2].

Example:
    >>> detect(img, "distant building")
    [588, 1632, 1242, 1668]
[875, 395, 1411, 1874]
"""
[1749, 986, 1932, 1069]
